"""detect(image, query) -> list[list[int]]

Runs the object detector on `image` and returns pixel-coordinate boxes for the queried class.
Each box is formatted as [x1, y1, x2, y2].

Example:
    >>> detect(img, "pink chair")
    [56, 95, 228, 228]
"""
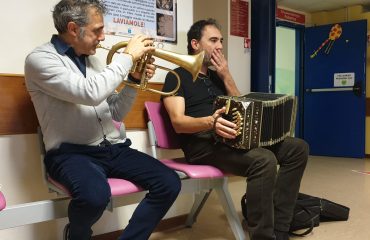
[37, 127, 142, 201]
[144, 101, 247, 240]
[37, 124, 144, 239]
[0, 191, 6, 211]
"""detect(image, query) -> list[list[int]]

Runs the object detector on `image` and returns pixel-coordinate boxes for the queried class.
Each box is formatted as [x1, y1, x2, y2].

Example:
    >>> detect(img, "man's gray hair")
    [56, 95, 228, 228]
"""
[53, 0, 107, 34]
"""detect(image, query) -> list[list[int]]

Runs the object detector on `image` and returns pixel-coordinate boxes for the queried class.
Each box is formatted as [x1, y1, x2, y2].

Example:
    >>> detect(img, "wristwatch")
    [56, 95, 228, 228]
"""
[128, 74, 141, 84]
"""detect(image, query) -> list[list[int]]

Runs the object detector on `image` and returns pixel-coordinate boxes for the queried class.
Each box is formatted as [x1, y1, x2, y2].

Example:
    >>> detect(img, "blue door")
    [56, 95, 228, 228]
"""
[303, 20, 366, 158]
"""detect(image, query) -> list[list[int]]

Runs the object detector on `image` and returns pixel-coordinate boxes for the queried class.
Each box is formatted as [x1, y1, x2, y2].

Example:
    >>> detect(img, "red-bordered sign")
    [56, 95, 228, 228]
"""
[276, 8, 305, 25]
[230, 0, 249, 38]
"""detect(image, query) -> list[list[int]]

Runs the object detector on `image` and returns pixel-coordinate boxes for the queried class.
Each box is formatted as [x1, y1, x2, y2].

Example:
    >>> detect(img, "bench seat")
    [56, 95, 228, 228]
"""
[48, 177, 143, 197]
[161, 159, 224, 178]
[48, 158, 225, 197]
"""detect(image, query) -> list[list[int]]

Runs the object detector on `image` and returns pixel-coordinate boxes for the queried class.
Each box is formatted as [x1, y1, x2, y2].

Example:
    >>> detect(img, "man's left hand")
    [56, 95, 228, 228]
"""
[130, 57, 156, 81]
[210, 49, 232, 81]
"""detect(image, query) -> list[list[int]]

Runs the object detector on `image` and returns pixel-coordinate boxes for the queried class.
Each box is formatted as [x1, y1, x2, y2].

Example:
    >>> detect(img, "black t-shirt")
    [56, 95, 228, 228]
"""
[162, 67, 226, 117]
[162, 67, 227, 162]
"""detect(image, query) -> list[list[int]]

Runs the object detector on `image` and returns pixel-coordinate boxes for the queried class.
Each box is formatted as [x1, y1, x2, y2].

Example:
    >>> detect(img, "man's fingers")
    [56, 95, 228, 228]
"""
[216, 128, 237, 139]
[217, 117, 236, 129]
[214, 117, 237, 139]
[215, 106, 226, 115]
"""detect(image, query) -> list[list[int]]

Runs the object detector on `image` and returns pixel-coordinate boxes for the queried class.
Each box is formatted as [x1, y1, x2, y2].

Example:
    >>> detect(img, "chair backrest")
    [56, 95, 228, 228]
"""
[37, 127, 51, 185]
[144, 101, 181, 149]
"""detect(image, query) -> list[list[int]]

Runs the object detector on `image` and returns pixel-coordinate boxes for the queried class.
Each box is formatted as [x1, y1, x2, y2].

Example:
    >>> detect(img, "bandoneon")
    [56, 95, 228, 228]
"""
[213, 93, 297, 150]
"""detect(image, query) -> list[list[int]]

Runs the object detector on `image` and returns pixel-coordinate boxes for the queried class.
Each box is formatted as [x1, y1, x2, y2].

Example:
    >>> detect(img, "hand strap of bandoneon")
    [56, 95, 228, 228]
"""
[213, 115, 221, 130]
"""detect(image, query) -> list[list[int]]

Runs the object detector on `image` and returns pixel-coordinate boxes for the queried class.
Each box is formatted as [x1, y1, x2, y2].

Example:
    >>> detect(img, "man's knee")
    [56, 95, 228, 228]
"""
[291, 138, 309, 159]
[292, 138, 309, 155]
[248, 148, 278, 176]
[165, 171, 181, 197]
[283, 137, 309, 167]
[155, 169, 181, 200]
[74, 183, 111, 210]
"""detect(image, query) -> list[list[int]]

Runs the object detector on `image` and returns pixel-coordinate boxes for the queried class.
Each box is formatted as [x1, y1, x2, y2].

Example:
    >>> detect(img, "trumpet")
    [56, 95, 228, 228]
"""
[97, 42, 205, 96]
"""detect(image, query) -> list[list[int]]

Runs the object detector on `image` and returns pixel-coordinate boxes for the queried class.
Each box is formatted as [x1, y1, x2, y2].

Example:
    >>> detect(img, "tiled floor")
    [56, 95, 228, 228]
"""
[150, 156, 370, 239]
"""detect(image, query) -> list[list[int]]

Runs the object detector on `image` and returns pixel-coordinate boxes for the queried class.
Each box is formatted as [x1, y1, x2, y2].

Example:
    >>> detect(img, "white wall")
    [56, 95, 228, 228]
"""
[228, 0, 251, 94]
[227, 36, 251, 95]
[194, 0, 251, 94]
[0, 0, 250, 239]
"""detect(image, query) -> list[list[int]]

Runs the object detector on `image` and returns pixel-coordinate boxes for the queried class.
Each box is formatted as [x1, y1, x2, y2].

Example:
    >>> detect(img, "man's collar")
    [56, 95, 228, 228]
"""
[51, 35, 71, 55]
[51, 34, 87, 76]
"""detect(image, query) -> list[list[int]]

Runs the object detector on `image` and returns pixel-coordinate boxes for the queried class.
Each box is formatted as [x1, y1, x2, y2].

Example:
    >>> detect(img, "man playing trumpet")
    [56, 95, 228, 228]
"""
[24, 0, 181, 239]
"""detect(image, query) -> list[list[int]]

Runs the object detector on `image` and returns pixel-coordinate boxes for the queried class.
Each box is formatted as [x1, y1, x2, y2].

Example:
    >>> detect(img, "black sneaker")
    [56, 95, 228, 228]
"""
[275, 230, 290, 240]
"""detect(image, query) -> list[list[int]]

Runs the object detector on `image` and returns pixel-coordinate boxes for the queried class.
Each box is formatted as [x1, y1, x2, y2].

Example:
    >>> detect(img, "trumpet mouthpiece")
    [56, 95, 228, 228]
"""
[96, 44, 111, 51]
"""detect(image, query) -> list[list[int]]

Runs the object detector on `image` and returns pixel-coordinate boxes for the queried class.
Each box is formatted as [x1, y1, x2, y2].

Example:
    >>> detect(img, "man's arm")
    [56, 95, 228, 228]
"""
[163, 95, 237, 139]
[163, 96, 214, 134]
[222, 73, 240, 96]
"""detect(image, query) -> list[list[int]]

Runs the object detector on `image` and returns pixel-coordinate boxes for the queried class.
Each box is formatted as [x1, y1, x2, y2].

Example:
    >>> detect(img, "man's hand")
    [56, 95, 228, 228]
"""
[210, 49, 241, 96]
[130, 57, 156, 81]
[212, 107, 237, 139]
[124, 34, 155, 62]
[210, 49, 232, 81]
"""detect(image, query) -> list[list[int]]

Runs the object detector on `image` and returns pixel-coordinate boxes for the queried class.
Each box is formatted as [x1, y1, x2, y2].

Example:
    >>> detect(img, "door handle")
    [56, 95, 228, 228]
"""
[305, 82, 363, 97]
[305, 87, 353, 93]
[353, 81, 362, 97]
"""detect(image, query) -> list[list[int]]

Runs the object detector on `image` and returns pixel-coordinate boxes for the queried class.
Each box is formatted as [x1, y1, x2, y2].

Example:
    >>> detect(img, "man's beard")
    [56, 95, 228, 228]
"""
[203, 53, 212, 67]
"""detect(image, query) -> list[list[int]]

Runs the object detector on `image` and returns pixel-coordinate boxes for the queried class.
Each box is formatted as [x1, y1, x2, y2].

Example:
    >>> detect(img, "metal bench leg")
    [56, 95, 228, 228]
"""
[185, 190, 212, 227]
[215, 179, 248, 240]
[63, 223, 70, 240]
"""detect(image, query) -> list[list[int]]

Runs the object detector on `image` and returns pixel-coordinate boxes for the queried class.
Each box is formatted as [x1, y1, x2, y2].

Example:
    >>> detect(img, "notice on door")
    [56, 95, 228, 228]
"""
[334, 72, 354, 87]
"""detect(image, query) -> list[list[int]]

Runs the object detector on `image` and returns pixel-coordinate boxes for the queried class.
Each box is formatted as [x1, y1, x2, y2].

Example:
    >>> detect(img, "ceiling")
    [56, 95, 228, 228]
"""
[277, 0, 370, 13]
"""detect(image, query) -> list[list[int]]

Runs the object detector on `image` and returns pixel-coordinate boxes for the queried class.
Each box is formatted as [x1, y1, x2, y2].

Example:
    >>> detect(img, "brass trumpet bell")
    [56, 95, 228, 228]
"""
[97, 42, 204, 96]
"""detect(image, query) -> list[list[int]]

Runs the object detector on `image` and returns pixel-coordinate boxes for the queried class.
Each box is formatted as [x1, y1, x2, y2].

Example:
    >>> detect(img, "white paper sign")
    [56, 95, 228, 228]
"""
[334, 72, 354, 87]
[104, 0, 177, 43]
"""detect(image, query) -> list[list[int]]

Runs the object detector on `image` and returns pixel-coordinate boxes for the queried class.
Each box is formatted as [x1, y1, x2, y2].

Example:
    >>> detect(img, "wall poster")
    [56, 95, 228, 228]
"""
[230, 0, 249, 38]
[104, 0, 177, 43]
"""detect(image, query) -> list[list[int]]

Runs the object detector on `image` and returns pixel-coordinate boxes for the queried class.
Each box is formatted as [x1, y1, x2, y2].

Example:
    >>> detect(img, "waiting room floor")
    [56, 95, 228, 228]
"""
[150, 156, 370, 240]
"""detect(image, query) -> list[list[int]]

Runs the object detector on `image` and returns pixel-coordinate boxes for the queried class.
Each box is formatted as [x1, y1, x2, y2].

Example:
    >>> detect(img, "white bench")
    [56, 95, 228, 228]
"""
[0, 75, 246, 239]
[0, 113, 246, 240]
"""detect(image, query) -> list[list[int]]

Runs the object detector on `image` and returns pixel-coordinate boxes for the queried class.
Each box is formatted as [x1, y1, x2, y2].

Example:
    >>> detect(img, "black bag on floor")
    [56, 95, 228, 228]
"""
[241, 192, 350, 237]
[289, 193, 321, 236]
[319, 197, 350, 222]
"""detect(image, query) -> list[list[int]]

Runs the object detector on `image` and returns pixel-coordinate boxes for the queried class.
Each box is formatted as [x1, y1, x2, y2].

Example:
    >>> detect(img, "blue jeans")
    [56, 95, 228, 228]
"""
[44, 140, 181, 240]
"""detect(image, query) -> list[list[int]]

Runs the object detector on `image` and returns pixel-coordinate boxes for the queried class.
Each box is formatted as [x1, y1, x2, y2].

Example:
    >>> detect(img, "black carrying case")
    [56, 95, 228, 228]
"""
[241, 192, 350, 237]
[320, 197, 350, 222]
[289, 193, 350, 236]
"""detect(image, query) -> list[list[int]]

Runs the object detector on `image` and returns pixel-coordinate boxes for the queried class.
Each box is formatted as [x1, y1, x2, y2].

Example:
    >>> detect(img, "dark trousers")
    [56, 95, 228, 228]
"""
[191, 137, 309, 240]
[44, 140, 181, 240]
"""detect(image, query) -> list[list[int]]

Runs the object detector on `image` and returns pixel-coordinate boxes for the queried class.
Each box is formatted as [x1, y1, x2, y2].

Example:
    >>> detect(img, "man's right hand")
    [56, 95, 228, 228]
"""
[124, 34, 155, 62]
[212, 107, 237, 139]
